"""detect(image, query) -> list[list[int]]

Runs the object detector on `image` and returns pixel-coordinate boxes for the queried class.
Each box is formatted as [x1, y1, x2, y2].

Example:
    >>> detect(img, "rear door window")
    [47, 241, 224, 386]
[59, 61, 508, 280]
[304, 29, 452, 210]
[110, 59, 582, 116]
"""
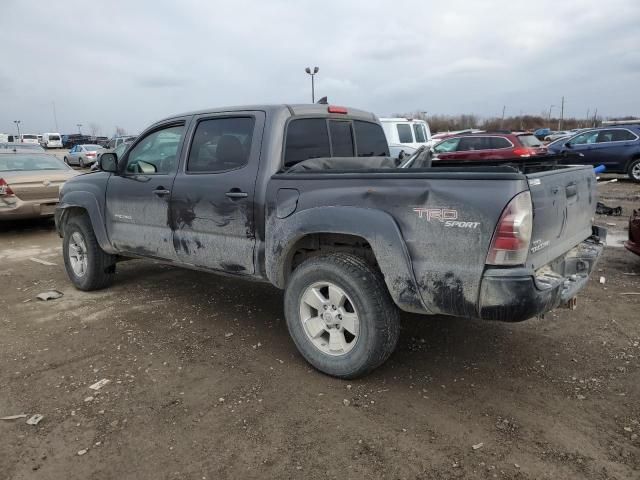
[329, 120, 354, 157]
[187, 117, 255, 172]
[284, 119, 330, 167]
[396, 124, 413, 143]
[413, 124, 426, 143]
[488, 137, 512, 149]
[458, 136, 491, 151]
[596, 129, 638, 143]
[354, 121, 390, 157]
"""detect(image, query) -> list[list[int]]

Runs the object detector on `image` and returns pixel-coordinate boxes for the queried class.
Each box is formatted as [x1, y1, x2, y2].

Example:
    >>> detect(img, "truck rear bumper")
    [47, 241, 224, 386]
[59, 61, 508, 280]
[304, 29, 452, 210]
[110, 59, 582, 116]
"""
[478, 228, 606, 322]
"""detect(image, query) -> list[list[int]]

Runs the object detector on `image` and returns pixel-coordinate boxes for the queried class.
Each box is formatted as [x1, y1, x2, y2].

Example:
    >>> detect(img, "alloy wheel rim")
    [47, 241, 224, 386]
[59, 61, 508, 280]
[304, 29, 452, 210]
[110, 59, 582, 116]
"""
[68, 232, 88, 277]
[299, 281, 360, 356]
[632, 163, 640, 180]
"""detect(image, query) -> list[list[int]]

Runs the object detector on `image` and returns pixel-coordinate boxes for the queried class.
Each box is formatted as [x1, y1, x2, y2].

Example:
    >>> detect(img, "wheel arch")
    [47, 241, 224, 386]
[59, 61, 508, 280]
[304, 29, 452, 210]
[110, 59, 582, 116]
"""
[55, 191, 115, 254]
[266, 206, 428, 314]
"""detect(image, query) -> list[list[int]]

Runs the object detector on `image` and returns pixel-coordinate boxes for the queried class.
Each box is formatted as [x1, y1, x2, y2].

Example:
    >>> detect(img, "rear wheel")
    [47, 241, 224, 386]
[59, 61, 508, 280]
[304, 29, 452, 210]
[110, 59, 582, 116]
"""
[63, 215, 116, 291]
[284, 253, 400, 379]
[628, 159, 640, 182]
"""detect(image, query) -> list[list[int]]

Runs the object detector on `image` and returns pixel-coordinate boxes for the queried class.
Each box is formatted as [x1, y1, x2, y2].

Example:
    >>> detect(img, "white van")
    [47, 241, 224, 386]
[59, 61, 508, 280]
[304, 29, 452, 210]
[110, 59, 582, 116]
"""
[42, 132, 63, 149]
[20, 134, 40, 144]
[379, 118, 432, 158]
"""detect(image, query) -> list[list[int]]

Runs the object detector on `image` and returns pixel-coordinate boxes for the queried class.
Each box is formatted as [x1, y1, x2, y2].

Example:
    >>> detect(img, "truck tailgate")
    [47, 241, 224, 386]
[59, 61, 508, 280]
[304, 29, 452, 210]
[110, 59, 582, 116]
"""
[525, 165, 596, 270]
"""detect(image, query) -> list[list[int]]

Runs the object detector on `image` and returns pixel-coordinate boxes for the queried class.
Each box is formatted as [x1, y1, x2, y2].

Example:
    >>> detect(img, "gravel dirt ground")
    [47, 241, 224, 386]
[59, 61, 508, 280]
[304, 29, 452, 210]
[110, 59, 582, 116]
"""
[0, 174, 639, 480]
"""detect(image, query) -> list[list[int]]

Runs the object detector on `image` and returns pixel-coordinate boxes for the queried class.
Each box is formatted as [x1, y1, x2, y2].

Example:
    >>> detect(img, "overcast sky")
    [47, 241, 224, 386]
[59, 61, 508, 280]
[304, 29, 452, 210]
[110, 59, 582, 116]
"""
[1, 0, 639, 136]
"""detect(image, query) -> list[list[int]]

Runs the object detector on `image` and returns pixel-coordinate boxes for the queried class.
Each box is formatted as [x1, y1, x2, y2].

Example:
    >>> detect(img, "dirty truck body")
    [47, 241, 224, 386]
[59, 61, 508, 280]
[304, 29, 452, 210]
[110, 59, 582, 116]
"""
[55, 104, 605, 378]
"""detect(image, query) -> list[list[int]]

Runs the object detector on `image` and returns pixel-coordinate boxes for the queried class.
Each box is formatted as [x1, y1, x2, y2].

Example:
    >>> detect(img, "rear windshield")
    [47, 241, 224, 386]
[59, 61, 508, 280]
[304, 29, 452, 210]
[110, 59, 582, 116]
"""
[0, 154, 69, 171]
[518, 135, 542, 147]
[329, 121, 354, 157]
[284, 119, 331, 167]
[48, 135, 61, 141]
[284, 118, 390, 168]
[84, 144, 101, 150]
[354, 121, 389, 157]
[23, 135, 37, 140]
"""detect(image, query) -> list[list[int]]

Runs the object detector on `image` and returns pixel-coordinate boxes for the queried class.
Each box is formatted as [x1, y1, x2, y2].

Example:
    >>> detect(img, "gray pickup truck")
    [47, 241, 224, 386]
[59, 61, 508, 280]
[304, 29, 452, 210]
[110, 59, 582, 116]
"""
[55, 104, 605, 378]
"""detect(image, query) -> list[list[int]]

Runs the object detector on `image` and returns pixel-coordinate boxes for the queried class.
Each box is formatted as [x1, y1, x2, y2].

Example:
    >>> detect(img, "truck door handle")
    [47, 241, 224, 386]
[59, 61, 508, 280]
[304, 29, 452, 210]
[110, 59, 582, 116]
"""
[153, 188, 171, 197]
[566, 184, 577, 197]
[226, 189, 248, 199]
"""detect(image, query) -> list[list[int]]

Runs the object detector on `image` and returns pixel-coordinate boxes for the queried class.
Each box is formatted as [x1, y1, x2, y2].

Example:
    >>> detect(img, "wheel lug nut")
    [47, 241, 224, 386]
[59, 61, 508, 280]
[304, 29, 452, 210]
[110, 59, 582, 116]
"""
[332, 305, 336, 310]
[323, 305, 328, 310]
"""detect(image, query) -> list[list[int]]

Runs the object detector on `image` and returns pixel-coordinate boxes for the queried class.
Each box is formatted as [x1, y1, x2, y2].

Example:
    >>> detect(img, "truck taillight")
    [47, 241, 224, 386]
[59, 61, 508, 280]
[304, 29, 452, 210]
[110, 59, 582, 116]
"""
[0, 178, 15, 196]
[486, 191, 532, 265]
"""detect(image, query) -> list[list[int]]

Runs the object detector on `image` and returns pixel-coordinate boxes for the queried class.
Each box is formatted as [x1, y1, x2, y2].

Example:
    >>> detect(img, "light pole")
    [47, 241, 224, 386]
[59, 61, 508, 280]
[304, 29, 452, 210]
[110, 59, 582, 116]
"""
[13, 120, 21, 140]
[77, 123, 83, 135]
[548, 105, 555, 128]
[557, 96, 565, 131]
[305, 66, 319, 103]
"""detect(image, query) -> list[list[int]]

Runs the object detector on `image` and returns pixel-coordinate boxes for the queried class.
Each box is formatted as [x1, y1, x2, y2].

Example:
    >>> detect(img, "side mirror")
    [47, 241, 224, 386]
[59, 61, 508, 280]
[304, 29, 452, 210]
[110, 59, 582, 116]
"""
[398, 150, 405, 160]
[100, 152, 118, 173]
[564, 142, 572, 148]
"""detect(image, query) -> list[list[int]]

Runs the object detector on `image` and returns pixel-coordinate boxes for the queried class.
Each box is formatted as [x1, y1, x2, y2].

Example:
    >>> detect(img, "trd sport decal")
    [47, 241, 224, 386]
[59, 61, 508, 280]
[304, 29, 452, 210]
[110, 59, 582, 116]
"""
[413, 207, 480, 229]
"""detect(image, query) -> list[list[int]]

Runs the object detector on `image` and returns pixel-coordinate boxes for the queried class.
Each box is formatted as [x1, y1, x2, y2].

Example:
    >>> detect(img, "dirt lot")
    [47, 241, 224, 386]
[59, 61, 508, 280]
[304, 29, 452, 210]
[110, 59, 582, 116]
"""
[1, 177, 639, 480]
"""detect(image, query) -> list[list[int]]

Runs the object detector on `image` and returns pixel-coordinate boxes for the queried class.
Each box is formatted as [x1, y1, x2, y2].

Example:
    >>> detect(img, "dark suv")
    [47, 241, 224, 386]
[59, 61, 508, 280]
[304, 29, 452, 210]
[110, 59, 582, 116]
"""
[432, 133, 547, 161]
[547, 125, 640, 181]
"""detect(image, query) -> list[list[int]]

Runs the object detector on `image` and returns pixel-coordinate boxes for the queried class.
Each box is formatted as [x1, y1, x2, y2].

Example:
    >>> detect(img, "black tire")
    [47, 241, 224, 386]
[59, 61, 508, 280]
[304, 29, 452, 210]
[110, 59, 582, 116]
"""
[63, 156, 69, 164]
[284, 253, 400, 379]
[62, 215, 116, 291]
[628, 158, 640, 183]
[79, 157, 85, 168]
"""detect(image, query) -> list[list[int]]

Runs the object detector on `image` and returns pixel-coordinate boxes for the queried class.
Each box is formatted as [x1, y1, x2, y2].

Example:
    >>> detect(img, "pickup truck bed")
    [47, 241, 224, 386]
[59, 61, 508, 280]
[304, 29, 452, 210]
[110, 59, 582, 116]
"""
[55, 104, 605, 378]
[266, 164, 604, 321]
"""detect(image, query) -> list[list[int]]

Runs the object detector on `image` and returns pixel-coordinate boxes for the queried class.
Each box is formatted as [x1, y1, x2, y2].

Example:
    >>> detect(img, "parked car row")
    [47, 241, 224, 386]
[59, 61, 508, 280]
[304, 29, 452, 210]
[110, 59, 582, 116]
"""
[424, 124, 640, 181]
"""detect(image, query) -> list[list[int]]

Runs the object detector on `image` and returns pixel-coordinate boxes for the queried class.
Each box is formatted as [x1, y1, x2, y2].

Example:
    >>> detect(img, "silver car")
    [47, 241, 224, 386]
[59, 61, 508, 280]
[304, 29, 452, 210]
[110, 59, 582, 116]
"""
[63, 144, 101, 168]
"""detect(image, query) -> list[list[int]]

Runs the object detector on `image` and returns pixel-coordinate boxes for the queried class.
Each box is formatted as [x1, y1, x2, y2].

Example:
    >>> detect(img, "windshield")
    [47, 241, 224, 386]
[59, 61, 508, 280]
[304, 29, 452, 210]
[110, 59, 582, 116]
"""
[0, 154, 70, 171]
[49, 135, 61, 141]
[23, 135, 37, 140]
[518, 135, 542, 147]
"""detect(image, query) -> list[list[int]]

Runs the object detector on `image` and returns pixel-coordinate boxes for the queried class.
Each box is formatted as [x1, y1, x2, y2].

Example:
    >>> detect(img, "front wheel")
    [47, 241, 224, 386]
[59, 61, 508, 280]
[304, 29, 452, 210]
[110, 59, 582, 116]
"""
[628, 159, 640, 182]
[63, 215, 116, 291]
[284, 253, 400, 379]
[79, 157, 85, 168]
[63, 156, 69, 164]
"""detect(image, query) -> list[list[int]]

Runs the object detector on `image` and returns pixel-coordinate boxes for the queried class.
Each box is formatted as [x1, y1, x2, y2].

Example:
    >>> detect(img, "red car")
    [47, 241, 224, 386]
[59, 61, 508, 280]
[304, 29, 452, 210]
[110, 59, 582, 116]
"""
[625, 209, 640, 257]
[433, 133, 547, 161]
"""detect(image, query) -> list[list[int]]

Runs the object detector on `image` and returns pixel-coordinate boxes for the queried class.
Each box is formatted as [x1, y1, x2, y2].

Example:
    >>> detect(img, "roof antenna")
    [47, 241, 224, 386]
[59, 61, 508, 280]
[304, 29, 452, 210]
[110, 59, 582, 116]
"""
[317, 96, 328, 105]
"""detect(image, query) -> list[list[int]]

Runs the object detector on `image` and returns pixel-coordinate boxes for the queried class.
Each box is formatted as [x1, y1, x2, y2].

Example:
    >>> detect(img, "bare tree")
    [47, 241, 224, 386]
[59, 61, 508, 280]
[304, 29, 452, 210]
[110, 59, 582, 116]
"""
[115, 126, 127, 136]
